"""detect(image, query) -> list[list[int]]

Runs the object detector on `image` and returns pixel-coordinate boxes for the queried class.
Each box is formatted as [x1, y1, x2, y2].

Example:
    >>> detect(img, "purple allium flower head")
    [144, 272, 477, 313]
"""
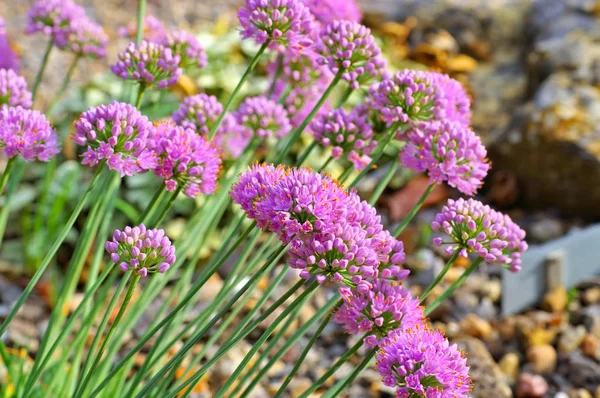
[400, 120, 489, 196]
[162, 30, 207, 70]
[60, 17, 108, 59]
[376, 327, 472, 398]
[215, 113, 253, 159]
[0, 69, 32, 108]
[25, 0, 85, 40]
[267, 47, 332, 88]
[151, 122, 222, 197]
[0, 17, 19, 71]
[431, 198, 528, 272]
[119, 16, 167, 43]
[311, 106, 377, 171]
[73, 101, 157, 176]
[430, 72, 471, 127]
[234, 95, 292, 139]
[369, 70, 471, 128]
[0, 105, 59, 161]
[301, 0, 362, 25]
[230, 163, 287, 217]
[171, 94, 223, 135]
[334, 280, 424, 348]
[238, 0, 315, 53]
[106, 224, 176, 276]
[111, 41, 182, 89]
[316, 21, 384, 90]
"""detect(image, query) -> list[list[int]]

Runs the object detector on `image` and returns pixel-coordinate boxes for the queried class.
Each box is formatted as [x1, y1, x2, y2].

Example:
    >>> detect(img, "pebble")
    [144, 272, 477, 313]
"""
[581, 334, 600, 360]
[498, 352, 520, 382]
[542, 286, 568, 313]
[570, 389, 593, 398]
[459, 314, 493, 339]
[582, 287, 600, 305]
[516, 372, 549, 398]
[558, 325, 587, 353]
[526, 344, 557, 373]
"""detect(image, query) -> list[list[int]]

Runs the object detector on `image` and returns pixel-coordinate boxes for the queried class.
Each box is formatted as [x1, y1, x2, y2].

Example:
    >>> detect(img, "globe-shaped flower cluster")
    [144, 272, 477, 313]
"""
[106, 224, 176, 277]
[171, 94, 223, 135]
[0, 69, 32, 108]
[234, 96, 292, 139]
[432, 198, 528, 272]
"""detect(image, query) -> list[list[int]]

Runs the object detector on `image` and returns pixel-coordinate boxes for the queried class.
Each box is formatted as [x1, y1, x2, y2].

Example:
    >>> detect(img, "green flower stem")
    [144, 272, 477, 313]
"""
[319, 155, 334, 171]
[134, 247, 290, 398]
[22, 172, 119, 394]
[338, 166, 353, 184]
[0, 166, 105, 338]
[239, 295, 340, 398]
[177, 262, 291, 397]
[273, 72, 342, 165]
[272, 297, 343, 398]
[126, 229, 268, 397]
[0, 157, 16, 196]
[368, 159, 399, 205]
[321, 349, 377, 398]
[425, 258, 483, 316]
[136, 185, 167, 224]
[31, 36, 54, 101]
[152, 185, 182, 226]
[135, 0, 147, 45]
[208, 40, 271, 139]
[295, 140, 318, 166]
[47, 55, 80, 117]
[276, 84, 293, 105]
[215, 282, 319, 398]
[392, 183, 436, 237]
[419, 249, 460, 303]
[297, 335, 366, 398]
[336, 86, 353, 108]
[166, 281, 319, 398]
[267, 54, 283, 99]
[74, 274, 141, 398]
[135, 84, 147, 108]
[347, 122, 404, 188]
[89, 222, 257, 397]
[0, 159, 25, 248]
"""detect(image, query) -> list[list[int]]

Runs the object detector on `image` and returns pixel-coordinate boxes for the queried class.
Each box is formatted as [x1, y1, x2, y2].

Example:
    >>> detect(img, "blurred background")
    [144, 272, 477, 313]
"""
[1, 0, 599, 397]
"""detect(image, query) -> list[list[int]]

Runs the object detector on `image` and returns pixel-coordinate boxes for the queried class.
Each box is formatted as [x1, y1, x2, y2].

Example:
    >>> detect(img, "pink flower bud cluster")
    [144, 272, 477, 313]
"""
[106, 224, 176, 277]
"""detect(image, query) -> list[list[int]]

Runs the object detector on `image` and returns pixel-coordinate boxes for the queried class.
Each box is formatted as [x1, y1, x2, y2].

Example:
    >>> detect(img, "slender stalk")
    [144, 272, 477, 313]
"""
[0, 160, 24, 248]
[336, 86, 353, 108]
[368, 159, 398, 205]
[273, 72, 342, 164]
[134, 248, 290, 398]
[419, 249, 460, 303]
[0, 157, 16, 196]
[338, 166, 353, 184]
[0, 167, 105, 337]
[152, 186, 181, 226]
[47, 55, 80, 116]
[89, 223, 257, 397]
[267, 54, 283, 99]
[297, 337, 365, 398]
[135, 84, 147, 108]
[135, 0, 146, 45]
[295, 141, 318, 166]
[322, 349, 377, 398]
[239, 295, 340, 398]
[74, 274, 141, 398]
[425, 258, 483, 316]
[392, 183, 436, 236]
[319, 155, 334, 171]
[136, 185, 166, 224]
[273, 298, 343, 398]
[348, 122, 403, 188]
[31, 36, 54, 100]
[165, 281, 318, 398]
[208, 41, 271, 139]
[214, 282, 319, 398]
